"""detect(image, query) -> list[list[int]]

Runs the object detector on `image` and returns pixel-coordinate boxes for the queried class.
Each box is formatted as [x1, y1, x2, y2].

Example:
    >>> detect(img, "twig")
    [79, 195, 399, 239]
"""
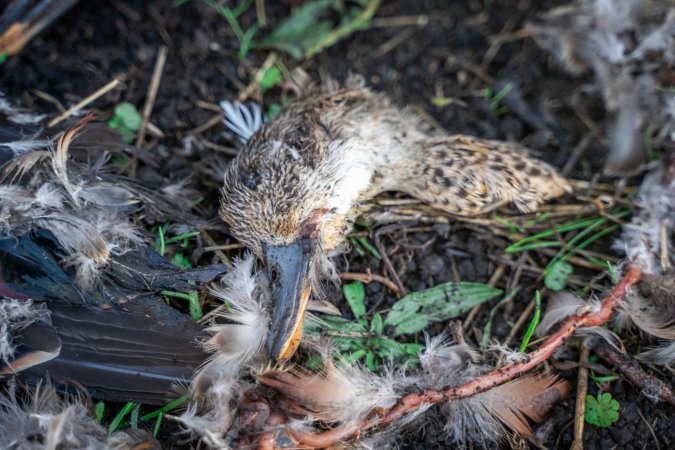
[136, 46, 168, 147]
[47, 77, 122, 127]
[463, 264, 507, 329]
[238, 52, 277, 102]
[255, 0, 267, 27]
[590, 339, 675, 406]
[260, 266, 642, 448]
[570, 346, 590, 450]
[371, 15, 429, 28]
[373, 224, 409, 296]
[203, 243, 246, 252]
[561, 127, 601, 177]
[339, 271, 401, 297]
[200, 230, 231, 266]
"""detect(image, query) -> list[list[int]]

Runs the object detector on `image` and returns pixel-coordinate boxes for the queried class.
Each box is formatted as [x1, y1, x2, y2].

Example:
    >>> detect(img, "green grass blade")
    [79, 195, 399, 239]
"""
[153, 412, 164, 437]
[518, 291, 541, 352]
[356, 237, 382, 260]
[141, 395, 189, 421]
[108, 402, 136, 435]
[95, 401, 105, 424]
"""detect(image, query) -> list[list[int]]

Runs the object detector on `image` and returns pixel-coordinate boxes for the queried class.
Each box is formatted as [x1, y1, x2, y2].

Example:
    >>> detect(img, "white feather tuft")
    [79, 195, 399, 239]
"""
[0, 299, 50, 364]
[614, 166, 675, 274]
[486, 342, 530, 365]
[220, 101, 265, 144]
[638, 341, 675, 366]
[176, 254, 269, 446]
[204, 253, 269, 366]
[0, 381, 156, 449]
[257, 360, 410, 425]
[419, 334, 483, 386]
[537, 291, 601, 335]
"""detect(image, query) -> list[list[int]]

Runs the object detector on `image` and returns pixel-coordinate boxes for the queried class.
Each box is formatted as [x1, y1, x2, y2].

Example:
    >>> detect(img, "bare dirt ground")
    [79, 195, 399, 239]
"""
[1, 0, 673, 448]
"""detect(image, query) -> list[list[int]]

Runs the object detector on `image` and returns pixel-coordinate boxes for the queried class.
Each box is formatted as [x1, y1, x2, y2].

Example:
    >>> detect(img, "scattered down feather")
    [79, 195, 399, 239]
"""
[254, 335, 568, 447]
[202, 254, 269, 367]
[176, 254, 269, 447]
[536, 291, 601, 336]
[1, 123, 145, 290]
[419, 334, 483, 386]
[220, 101, 265, 144]
[616, 273, 675, 365]
[615, 160, 675, 274]
[257, 359, 407, 424]
[0, 382, 160, 450]
[0, 298, 50, 364]
[418, 336, 569, 445]
[528, 0, 675, 173]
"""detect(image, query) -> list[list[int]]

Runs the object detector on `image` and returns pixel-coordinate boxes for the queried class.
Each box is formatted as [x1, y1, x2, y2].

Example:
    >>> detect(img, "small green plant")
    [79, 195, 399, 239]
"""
[267, 102, 283, 118]
[384, 282, 502, 335]
[108, 402, 138, 435]
[152, 225, 201, 319]
[194, 0, 260, 59]
[350, 236, 382, 259]
[0, 51, 8, 64]
[545, 260, 573, 291]
[343, 281, 366, 318]
[108, 102, 142, 144]
[172, 253, 193, 269]
[585, 392, 620, 427]
[483, 83, 512, 116]
[308, 280, 501, 370]
[307, 281, 422, 370]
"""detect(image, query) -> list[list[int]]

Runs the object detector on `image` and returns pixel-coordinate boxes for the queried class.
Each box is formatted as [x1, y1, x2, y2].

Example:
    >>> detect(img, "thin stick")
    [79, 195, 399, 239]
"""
[339, 271, 400, 297]
[255, 0, 267, 27]
[239, 52, 277, 102]
[374, 224, 409, 296]
[200, 230, 230, 266]
[47, 77, 122, 127]
[136, 46, 168, 147]
[571, 346, 590, 450]
[591, 339, 675, 406]
[463, 264, 506, 329]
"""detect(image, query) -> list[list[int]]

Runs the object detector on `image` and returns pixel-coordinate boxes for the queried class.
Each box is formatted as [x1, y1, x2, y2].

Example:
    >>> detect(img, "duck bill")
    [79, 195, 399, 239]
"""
[264, 239, 313, 363]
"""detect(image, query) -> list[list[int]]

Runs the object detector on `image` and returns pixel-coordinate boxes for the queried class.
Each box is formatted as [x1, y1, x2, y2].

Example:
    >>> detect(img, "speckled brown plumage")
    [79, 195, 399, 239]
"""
[220, 76, 570, 256]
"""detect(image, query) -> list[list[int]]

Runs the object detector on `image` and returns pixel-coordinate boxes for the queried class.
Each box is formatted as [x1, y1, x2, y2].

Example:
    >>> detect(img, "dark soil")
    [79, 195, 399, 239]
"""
[1, 0, 673, 449]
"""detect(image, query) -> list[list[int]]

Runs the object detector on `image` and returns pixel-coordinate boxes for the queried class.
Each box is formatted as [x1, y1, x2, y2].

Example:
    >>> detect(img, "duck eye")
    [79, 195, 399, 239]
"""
[270, 267, 279, 283]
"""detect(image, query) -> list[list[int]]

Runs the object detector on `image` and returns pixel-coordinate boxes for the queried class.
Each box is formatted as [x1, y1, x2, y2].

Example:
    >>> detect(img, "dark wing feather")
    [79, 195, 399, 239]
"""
[21, 297, 208, 405]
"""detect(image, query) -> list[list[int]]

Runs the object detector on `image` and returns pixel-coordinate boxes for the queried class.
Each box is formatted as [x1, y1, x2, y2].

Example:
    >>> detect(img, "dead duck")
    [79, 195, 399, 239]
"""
[220, 75, 571, 363]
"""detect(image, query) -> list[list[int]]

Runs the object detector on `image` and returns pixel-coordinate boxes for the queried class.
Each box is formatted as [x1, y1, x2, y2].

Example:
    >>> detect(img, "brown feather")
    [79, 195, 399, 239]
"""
[473, 375, 570, 437]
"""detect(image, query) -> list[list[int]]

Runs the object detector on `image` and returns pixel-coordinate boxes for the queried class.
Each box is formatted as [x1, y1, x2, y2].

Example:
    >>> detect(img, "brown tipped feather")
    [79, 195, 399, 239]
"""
[473, 375, 570, 437]
[257, 360, 400, 424]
